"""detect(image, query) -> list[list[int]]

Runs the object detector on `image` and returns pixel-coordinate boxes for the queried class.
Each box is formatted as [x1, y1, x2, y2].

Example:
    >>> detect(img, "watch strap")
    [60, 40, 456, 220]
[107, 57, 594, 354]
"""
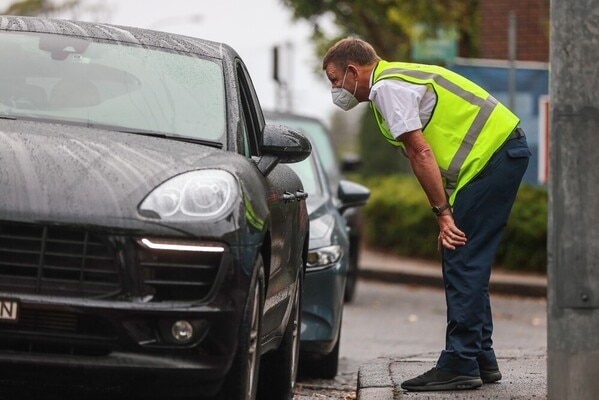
[432, 203, 451, 216]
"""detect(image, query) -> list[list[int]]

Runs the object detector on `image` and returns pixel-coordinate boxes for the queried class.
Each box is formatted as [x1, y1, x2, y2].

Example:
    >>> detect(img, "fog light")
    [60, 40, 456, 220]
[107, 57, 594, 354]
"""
[171, 320, 194, 343]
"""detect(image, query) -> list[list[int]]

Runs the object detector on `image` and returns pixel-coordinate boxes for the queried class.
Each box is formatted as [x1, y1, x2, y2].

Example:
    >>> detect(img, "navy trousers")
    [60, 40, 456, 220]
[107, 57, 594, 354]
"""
[435, 135, 531, 376]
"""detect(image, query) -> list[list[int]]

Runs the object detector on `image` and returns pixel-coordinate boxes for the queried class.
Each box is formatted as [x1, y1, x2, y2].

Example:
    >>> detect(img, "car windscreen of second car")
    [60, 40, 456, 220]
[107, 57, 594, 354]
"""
[0, 31, 226, 143]
[277, 118, 338, 179]
[287, 155, 323, 198]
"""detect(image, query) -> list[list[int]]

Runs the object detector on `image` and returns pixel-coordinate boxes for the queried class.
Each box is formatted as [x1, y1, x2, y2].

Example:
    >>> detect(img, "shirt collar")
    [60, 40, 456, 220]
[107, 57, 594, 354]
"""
[370, 60, 383, 88]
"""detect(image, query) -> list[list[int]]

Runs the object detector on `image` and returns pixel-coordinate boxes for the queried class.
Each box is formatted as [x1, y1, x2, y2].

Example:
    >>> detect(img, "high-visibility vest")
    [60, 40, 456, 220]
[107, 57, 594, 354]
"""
[371, 60, 520, 204]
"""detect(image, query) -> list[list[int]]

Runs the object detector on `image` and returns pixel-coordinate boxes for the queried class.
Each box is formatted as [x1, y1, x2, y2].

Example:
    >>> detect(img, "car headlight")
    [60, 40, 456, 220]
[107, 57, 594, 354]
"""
[306, 245, 343, 271]
[139, 170, 239, 221]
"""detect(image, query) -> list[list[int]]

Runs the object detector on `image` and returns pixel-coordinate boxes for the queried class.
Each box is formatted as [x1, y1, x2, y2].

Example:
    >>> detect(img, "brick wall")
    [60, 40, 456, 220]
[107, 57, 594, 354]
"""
[480, 0, 549, 62]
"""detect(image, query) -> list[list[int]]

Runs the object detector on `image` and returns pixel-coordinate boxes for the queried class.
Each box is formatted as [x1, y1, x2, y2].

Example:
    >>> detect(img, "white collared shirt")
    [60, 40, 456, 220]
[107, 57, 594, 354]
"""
[368, 78, 437, 140]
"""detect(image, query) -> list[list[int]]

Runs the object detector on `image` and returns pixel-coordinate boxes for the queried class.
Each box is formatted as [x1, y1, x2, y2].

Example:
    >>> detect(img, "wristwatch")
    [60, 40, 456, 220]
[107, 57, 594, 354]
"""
[431, 203, 451, 216]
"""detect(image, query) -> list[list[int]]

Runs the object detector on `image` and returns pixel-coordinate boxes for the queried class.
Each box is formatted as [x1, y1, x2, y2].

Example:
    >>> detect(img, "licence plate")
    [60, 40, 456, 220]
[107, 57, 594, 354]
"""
[0, 299, 19, 322]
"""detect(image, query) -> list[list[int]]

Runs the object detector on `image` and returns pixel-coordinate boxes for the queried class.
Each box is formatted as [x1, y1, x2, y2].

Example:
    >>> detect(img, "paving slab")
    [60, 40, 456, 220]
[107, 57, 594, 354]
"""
[358, 350, 546, 400]
[356, 250, 547, 399]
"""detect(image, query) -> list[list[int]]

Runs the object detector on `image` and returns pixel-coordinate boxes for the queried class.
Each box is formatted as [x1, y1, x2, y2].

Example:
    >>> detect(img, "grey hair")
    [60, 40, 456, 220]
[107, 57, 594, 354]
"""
[322, 37, 381, 71]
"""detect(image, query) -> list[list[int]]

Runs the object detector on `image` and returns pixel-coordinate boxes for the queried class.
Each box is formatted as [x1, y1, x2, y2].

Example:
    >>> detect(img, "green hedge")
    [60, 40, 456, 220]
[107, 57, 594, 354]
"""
[357, 174, 547, 273]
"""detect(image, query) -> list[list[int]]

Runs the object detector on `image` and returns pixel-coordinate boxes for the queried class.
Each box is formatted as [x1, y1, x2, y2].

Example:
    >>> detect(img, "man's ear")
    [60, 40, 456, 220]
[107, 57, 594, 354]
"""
[347, 64, 358, 78]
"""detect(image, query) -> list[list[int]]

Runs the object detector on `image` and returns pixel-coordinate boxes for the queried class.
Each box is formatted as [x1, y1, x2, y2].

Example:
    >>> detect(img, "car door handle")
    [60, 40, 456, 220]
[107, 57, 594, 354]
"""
[295, 190, 308, 201]
[282, 190, 308, 203]
[282, 191, 296, 203]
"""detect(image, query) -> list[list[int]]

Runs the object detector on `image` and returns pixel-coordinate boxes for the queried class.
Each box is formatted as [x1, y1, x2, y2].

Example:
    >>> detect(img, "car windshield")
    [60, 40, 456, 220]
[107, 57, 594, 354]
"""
[0, 31, 226, 143]
[276, 118, 338, 179]
[287, 154, 324, 198]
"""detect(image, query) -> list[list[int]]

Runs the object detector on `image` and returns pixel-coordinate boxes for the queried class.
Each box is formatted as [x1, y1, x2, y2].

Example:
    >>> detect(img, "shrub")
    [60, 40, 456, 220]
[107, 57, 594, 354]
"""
[496, 184, 547, 272]
[357, 174, 547, 273]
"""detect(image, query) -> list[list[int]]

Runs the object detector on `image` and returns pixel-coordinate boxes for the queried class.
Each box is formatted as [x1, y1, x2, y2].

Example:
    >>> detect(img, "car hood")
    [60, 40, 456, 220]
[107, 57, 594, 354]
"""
[0, 119, 229, 225]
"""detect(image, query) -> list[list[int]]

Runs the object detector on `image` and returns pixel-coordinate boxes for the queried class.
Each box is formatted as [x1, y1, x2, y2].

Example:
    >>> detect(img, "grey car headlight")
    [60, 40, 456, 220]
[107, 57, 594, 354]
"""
[306, 245, 343, 272]
[139, 170, 239, 221]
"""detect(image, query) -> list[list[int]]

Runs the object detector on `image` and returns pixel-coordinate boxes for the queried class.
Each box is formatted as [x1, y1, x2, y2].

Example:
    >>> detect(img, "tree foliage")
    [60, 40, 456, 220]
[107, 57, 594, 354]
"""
[280, 0, 480, 61]
[2, 0, 79, 16]
[281, 0, 481, 185]
[357, 175, 547, 272]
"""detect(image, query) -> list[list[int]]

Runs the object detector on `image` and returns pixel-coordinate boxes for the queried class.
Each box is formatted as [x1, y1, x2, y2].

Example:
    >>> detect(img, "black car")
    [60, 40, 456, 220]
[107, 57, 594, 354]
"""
[264, 111, 364, 302]
[0, 16, 311, 400]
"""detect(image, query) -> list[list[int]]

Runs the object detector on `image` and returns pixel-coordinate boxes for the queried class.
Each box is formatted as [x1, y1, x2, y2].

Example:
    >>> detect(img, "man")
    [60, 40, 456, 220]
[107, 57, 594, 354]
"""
[323, 37, 531, 392]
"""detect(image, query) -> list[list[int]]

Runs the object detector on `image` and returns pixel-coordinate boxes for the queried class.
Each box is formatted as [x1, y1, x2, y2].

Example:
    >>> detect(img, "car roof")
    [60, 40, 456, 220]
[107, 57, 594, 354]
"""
[0, 15, 237, 61]
[264, 110, 342, 183]
[263, 110, 323, 125]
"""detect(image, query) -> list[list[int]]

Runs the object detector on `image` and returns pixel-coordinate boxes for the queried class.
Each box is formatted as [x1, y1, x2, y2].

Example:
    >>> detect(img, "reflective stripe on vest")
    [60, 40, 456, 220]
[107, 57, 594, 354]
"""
[372, 62, 519, 202]
[377, 68, 499, 195]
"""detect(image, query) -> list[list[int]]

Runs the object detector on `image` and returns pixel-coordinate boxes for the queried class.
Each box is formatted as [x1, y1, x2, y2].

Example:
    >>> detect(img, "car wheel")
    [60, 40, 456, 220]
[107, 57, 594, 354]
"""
[299, 311, 342, 380]
[344, 237, 360, 303]
[257, 272, 302, 400]
[218, 256, 265, 400]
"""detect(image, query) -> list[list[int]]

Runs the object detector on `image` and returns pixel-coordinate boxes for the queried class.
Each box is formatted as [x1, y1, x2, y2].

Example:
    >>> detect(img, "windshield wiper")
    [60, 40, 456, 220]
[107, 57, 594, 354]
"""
[0, 115, 17, 120]
[117, 130, 223, 149]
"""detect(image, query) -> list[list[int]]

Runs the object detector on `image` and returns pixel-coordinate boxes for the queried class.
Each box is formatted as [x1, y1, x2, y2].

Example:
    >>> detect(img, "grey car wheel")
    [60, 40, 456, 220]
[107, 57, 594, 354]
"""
[299, 311, 342, 379]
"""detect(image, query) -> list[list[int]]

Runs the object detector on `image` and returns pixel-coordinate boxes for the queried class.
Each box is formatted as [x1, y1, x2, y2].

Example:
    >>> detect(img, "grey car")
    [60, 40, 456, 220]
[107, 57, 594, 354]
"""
[265, 111, 365, 303]
[279, 126, 370, 379]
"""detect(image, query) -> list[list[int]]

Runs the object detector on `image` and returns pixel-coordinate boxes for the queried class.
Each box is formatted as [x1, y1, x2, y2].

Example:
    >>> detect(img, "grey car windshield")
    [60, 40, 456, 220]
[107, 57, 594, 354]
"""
[0, 31, 226, 142]
[287, 154, 323, 198]
[276, 118, 338, 179]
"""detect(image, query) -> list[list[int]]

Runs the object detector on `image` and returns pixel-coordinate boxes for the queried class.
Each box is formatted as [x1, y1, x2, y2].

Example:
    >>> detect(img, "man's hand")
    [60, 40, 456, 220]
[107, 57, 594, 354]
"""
[399, 130, 467, 251]
[437, 213, 467, 251]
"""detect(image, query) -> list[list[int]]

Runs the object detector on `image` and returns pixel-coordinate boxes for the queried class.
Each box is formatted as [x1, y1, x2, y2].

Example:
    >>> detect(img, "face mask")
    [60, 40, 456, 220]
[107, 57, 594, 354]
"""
[331, 68, 359, 111]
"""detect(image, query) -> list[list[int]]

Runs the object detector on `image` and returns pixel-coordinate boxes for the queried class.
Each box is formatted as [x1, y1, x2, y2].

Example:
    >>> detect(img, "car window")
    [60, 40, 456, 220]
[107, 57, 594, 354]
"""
[276, 118, 339, 178]
[287, 155, 323, 197]
[236, 62, 261, 156]
[0, 31, 226, 143]
[238, 111, 251, 158]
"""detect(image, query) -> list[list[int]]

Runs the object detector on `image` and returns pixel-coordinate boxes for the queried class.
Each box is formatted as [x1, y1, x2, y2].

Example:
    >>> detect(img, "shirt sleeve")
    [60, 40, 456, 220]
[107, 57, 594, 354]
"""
[369, 80, 425, 139]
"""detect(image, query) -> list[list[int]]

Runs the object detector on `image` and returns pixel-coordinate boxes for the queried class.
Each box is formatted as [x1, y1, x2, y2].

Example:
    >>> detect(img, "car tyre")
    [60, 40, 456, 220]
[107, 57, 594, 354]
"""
[218, 255, 265, 400]
[299, 314, 341, 380]
[257, 271, 302, 400]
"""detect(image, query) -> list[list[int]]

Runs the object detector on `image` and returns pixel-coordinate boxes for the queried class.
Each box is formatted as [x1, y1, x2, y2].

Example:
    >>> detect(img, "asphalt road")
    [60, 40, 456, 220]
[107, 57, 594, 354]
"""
[0, 279, 544, 399]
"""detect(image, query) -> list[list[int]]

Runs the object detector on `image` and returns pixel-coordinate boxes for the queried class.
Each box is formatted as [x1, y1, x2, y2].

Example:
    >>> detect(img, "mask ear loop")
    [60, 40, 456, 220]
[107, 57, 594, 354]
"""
[342, 66, 358, 99]
[351, 71, 358, 98]
[340, 67, 349, 90]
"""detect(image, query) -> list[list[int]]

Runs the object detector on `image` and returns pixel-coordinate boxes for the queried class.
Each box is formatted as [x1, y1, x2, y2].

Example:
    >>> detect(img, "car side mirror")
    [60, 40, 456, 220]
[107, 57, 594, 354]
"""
[257, 123, 312, 175]
[341, 153, 362, 173]
[337, 179, 370, 214]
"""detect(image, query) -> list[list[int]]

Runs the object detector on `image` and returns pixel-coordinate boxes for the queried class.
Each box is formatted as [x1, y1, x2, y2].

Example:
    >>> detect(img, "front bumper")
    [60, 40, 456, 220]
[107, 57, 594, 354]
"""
[300, 260, 346, 354]
[0, 221, 259, 396]
[0, 301, 241, 396]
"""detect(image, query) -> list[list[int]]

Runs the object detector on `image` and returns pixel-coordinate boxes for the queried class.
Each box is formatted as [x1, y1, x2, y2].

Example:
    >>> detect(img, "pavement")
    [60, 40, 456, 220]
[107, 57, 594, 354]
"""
[355, 248, 547, 399]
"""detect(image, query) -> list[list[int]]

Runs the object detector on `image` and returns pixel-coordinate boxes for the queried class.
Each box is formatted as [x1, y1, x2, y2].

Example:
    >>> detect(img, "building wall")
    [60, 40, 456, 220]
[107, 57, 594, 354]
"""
[481, 0, 549, 61]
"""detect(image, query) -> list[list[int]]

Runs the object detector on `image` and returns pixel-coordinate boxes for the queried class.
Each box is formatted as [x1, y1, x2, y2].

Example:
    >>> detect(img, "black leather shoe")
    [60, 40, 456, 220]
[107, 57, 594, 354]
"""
[401, 367, 482, 391]
[480, 366, 502, 383]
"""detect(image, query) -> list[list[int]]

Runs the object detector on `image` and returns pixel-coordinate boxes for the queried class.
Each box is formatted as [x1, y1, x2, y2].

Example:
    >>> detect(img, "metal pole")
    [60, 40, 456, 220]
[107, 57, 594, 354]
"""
[548, 0, 599, 398]
[272, 45, 282, 112]
[286, 41, 294, 113]
[508, 11, 517, 111]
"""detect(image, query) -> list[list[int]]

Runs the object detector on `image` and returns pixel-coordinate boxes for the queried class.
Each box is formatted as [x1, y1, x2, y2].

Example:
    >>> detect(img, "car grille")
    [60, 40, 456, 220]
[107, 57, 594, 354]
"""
[138, 246, 225, 302]
[0, 222, 226, 303]
[0, 222, 121, 299]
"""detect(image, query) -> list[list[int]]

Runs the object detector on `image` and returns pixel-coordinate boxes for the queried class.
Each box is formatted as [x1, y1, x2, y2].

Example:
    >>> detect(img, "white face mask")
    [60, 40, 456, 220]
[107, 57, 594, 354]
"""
[331, 68, 359, 111]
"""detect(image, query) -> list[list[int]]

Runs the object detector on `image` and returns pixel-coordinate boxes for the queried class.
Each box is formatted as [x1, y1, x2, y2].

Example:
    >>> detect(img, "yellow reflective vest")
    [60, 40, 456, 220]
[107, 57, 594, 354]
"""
[371, 60, 520, 205]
